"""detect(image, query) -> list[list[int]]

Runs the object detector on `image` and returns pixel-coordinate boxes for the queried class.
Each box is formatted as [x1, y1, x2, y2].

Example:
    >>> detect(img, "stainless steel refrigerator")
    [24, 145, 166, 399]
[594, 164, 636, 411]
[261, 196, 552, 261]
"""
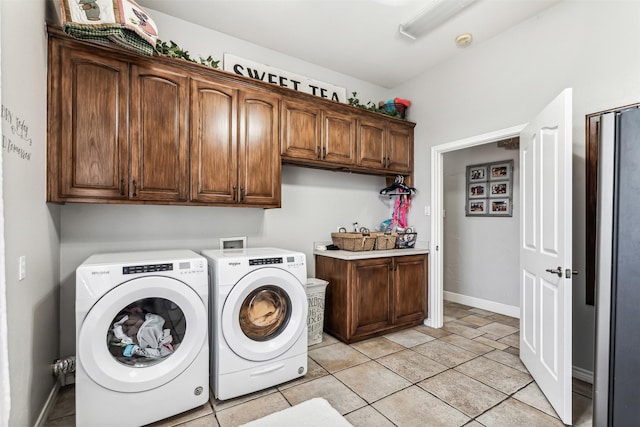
[594, 107, 640, 426]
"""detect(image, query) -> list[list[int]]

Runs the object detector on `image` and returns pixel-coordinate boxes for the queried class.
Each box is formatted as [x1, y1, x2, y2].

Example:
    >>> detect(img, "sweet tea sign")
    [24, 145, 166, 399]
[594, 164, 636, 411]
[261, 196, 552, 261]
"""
[223, 53, 347, 103]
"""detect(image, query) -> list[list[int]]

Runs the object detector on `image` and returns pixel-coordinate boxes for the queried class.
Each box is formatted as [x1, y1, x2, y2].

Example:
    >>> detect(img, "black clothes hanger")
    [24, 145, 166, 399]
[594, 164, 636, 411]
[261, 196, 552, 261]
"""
[379, 175, 416, 196]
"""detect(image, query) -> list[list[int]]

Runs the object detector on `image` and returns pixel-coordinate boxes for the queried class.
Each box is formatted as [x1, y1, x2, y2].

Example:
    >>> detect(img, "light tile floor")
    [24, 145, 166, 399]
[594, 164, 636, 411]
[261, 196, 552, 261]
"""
[46, 301, 593, 426]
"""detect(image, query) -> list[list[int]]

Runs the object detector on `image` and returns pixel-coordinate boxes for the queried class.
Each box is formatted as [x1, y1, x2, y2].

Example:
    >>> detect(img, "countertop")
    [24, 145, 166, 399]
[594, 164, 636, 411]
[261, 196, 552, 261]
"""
[313, 247, 429, 260]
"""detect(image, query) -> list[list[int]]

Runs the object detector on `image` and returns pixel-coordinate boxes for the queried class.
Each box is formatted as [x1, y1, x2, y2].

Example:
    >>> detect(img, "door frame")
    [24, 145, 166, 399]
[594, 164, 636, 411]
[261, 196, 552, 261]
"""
[426, 124, 526, 328]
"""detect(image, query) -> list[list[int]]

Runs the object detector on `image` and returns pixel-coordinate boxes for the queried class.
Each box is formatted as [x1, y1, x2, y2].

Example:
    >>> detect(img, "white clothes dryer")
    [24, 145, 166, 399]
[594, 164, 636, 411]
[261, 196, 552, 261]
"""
[202, 248, 308, 400]
[75, 250, 209, 427]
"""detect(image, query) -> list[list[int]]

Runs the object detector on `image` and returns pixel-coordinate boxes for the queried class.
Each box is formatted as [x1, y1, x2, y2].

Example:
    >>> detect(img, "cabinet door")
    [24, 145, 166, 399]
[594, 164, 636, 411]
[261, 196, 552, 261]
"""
[280, 98, 321, 161]
[190, 78, 238, 204]
[351, 258, 392, 338]
[386, 122, 413, 173]
[56, 46, 129, 200]
[130, 63, 189, 202]
[323, 110, 356, 165]
[238, 89, 281, 207]
[393, 255, 428, 324]
[356, 118, 386, 169]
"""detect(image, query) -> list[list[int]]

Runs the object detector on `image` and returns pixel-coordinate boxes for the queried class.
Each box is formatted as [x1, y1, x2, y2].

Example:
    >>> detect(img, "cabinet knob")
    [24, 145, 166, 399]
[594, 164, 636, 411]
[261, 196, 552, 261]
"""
[119, 179, 126, 196]
[132, 180, 137, 197]
[240, 186, 245, 202]
[232, 185, 237, 201]
[317, 147, 321, 159]
[322, 146, 327, 159]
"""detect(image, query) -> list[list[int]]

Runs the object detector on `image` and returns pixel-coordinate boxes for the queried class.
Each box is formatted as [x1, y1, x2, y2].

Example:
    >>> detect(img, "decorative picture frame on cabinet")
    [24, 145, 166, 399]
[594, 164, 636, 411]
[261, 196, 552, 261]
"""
[465, 159, 513, 217]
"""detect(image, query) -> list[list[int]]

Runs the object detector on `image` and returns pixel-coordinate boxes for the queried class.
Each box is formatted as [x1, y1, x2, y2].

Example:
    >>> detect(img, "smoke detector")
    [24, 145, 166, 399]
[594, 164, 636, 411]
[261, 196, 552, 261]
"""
[455, 33, 473, 47]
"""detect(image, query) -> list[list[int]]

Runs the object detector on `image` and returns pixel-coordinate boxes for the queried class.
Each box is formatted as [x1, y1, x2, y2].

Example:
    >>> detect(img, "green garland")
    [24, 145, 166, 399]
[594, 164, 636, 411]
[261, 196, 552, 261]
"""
[154, 39, 220, 69]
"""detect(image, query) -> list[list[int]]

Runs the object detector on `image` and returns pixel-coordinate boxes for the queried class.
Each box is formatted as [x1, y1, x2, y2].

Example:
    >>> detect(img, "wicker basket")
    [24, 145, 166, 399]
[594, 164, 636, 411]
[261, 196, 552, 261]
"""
[331, 232, 376, 251]
[372, 232, 397, 250]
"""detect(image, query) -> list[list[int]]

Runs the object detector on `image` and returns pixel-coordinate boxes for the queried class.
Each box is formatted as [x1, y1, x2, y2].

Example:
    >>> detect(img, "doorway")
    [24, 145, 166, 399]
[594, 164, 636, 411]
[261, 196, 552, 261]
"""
[427, 124, 526, 328]
[442, 141, 520, 317]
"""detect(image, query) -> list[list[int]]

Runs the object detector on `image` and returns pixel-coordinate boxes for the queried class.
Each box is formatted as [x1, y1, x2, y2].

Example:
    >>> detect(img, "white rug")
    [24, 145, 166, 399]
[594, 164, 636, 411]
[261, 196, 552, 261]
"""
[239, 398, 353, 427]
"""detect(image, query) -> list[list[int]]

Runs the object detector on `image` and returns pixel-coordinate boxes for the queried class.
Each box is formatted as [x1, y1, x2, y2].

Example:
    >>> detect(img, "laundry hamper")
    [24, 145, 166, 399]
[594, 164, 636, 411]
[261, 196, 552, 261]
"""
[306, 278, 329, 345]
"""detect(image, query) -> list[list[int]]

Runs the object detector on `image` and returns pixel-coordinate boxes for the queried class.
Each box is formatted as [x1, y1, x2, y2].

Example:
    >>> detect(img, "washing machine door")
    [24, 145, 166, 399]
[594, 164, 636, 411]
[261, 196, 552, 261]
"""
[78, 275, 207, 393]
[221, 268, 308, 361]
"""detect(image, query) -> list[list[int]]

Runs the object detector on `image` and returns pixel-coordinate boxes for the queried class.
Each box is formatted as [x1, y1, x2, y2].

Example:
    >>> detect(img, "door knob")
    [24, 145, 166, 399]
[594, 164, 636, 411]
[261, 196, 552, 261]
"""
[565, 269, 579, 278]
[545, 266, 563, 278]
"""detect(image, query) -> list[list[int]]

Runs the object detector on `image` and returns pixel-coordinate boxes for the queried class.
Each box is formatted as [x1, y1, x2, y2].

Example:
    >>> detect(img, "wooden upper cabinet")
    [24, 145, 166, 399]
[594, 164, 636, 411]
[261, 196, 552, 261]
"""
[191, 78, 238, 204]
[47, 29, 413, 208]
[357, 117, 413, 174]
[129, 63, 190, 202]
[238, 89, 281, 207]
[322, 109, 356, 166]
[356, 118, 386, 170]
[281, 98, 321, 161]
[281, 98, 356, 167]
[191, 81, 280, 207]
[386, 122, 413, 173]
[51, 44, 129, 201]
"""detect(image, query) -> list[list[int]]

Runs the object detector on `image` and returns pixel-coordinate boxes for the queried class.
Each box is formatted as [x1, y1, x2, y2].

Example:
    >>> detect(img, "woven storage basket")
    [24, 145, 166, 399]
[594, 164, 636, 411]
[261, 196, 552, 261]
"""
[372, 232, 397, 250]
[331, 232, 376, 251]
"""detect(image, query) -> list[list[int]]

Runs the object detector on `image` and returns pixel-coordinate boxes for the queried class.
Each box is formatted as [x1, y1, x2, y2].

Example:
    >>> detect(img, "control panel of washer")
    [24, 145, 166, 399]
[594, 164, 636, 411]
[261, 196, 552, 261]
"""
[123, 263, 173, 274]
[122, 259, 206, 275]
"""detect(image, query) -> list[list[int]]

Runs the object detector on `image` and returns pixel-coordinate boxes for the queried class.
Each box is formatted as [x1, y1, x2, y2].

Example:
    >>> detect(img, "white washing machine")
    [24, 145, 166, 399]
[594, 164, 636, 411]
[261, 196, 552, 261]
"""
[75, 250, 209, 427]
[202, 248, 308, 400]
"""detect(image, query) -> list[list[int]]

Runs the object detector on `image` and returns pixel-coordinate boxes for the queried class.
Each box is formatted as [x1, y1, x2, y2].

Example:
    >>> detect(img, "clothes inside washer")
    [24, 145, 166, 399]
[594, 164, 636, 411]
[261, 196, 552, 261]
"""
[112, 313, 174, 358]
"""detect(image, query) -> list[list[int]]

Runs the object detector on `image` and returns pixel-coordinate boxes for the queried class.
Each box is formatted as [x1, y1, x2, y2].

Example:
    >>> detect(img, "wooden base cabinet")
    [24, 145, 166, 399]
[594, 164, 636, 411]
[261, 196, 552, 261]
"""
[315, 253, 428, 343]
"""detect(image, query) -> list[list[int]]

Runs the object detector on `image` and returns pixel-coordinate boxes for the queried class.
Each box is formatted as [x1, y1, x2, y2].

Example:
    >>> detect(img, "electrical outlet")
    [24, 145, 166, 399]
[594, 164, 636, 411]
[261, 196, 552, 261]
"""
[18, 256, 26, 281]
[424, 205, 430, 216]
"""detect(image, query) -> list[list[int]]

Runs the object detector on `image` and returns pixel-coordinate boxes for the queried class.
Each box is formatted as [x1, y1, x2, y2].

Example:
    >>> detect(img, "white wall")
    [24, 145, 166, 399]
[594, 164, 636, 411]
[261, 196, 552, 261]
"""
[399, 0, 640, 374]
[443, 143, 519, 310]
[1, 0, 61, 424]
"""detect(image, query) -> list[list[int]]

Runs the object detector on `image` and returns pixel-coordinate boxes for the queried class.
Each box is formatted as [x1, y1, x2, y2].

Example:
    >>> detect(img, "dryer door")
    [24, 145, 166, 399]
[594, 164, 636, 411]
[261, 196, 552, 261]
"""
[78, 276, 207, 393]
[222, 268, 308, 361]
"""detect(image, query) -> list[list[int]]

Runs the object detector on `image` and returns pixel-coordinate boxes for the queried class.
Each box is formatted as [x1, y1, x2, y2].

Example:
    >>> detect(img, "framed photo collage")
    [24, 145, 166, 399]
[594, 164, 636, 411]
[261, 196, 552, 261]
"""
[465, 160, 513, 217]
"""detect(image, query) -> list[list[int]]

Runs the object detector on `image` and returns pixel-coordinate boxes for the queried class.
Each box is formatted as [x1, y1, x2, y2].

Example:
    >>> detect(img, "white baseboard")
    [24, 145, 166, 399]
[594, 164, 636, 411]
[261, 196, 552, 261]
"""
[443, 291, 520, 318]
[34, 382, 60, 427]
[572, 365, 594, 384]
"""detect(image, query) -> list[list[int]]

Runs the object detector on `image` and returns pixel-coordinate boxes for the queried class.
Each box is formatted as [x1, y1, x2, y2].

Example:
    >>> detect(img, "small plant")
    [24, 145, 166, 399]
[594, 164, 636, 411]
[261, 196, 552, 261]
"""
[154, 39, 220, 69]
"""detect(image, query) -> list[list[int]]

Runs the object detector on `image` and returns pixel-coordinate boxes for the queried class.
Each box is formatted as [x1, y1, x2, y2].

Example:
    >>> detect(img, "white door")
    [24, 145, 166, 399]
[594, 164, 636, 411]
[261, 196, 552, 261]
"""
[222, 268, 308, 361]
[79, 276, 208, 392]
[519, 88, 573, 424]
